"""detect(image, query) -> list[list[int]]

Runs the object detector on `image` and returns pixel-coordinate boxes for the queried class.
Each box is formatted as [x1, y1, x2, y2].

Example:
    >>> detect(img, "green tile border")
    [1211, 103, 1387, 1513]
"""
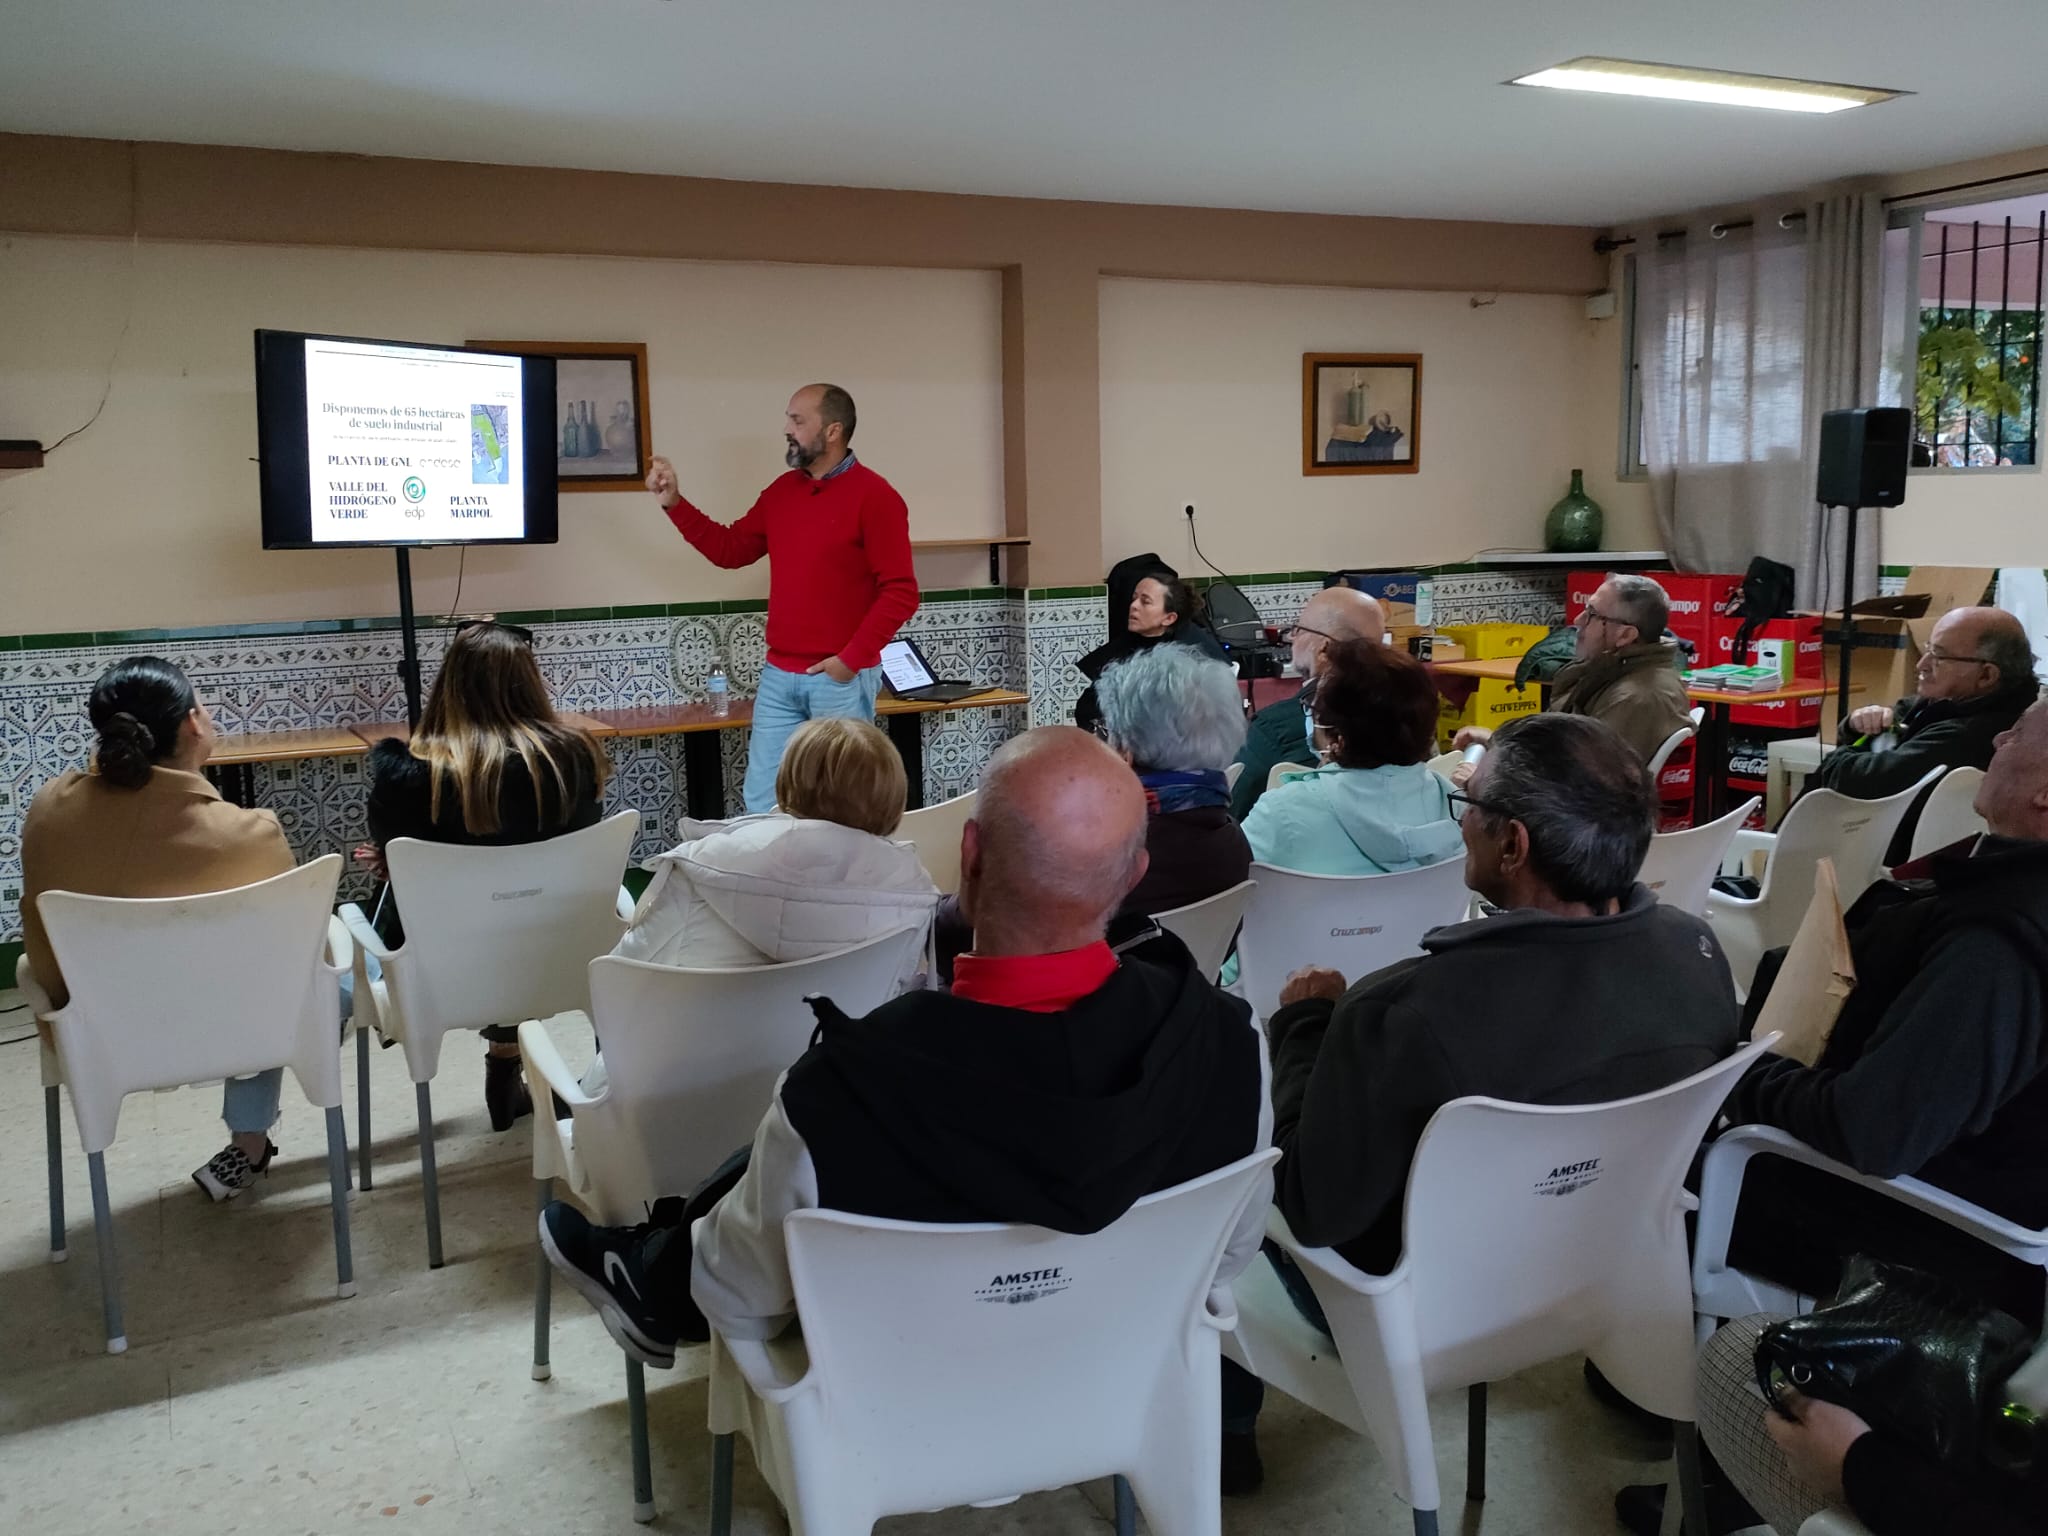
[612, 603, 667, 619]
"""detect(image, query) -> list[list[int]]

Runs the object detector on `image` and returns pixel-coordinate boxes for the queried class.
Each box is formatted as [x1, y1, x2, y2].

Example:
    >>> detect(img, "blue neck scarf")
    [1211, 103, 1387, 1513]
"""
[1137, 768, 1232, 816]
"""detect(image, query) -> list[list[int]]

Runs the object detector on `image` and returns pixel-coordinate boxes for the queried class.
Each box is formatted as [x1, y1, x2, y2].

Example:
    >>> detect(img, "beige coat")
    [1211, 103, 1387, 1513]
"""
[1551, 641, 1696, 767]
[20, 767, 295, 1008]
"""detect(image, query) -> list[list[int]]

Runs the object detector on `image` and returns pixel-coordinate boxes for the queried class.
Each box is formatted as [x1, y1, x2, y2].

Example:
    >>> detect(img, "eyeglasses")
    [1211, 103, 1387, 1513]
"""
[1447, 789, 1513, 820]
[1280, 623, 1337, 644]
[1920, 648, 1989, 668]
[1577, 604, 1633, 631]
[454, 617, 536, 646]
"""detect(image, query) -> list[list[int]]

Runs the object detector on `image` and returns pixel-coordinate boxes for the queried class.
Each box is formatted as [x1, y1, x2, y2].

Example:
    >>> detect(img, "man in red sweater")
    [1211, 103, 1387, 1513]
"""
[647, 383, 919, 811]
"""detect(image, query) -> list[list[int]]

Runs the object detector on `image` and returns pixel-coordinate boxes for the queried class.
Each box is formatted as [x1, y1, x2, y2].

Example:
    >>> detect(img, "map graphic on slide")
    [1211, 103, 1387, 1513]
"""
[471, 404, 509, 484]
[302, 338, 526, 543]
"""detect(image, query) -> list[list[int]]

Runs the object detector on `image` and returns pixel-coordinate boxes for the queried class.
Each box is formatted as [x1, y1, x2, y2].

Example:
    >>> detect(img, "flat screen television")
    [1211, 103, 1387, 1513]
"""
[255, 329, 559, 549]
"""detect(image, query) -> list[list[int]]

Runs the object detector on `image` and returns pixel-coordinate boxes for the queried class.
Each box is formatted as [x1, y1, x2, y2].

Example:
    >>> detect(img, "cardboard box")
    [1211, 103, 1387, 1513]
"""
[1433, 622, 1551, 660]
[1810, 566, 1995, 743]
[1436, 675, 1542, 749]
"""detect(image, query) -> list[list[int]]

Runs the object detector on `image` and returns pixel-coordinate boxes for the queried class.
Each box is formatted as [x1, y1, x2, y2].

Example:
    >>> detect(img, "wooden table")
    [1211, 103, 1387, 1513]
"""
[587, 688, 1030, 816]
[1684, 680, 1837, 822]
[207, 689, 1029, 817]
[1427, 656, 1527, 682]
[207, 727, 368, 806]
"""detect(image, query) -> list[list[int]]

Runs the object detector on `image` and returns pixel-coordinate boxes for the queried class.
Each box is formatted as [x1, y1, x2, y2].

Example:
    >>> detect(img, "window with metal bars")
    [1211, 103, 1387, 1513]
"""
[1913, 199, 2045, 468]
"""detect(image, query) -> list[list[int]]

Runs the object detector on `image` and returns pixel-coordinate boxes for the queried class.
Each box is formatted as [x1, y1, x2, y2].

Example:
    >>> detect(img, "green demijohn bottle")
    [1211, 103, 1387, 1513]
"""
[1544, 468, 1605, 553]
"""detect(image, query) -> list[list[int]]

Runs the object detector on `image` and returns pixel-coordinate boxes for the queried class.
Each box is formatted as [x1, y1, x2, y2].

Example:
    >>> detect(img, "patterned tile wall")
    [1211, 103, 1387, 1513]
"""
[0, 594, 1026, 945]
[0, 570, 1585, 944]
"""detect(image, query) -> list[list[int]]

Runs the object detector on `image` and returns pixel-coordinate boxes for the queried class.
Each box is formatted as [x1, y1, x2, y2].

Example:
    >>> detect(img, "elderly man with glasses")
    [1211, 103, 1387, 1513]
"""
[1809, 605, 2038, 810]
[1219, 712, 1739, 1496]
[1457, 574, 1694, 768]
[1229, 584, 1385, 820]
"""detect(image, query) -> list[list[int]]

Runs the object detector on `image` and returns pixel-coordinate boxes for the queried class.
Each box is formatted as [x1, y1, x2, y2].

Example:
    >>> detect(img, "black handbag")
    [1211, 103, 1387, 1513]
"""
[1755, 1256, 2037, 1474]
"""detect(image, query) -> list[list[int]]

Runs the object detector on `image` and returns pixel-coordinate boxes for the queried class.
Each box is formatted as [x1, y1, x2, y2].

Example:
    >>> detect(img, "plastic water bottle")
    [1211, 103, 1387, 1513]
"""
[706, 666, 729, 717]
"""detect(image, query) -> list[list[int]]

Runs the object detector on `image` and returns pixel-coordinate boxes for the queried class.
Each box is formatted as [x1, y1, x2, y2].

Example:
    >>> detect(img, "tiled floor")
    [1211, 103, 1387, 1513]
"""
[0, 998, 1678, 1535]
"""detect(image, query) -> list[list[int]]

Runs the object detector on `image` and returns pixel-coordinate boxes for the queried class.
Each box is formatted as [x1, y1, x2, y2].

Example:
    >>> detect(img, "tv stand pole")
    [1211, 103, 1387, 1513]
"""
[395, 546, 424, 728]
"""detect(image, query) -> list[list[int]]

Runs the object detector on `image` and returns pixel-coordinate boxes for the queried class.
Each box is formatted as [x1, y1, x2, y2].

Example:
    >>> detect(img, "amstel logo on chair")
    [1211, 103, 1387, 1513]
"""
[974, 1267, 1073, 1305]
[1533, 1158, 1603, 1198]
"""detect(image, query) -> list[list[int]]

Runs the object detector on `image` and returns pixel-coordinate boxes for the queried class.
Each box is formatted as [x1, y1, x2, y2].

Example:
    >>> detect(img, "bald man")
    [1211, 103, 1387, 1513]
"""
[648, 383, 920, 812]
[1230, 585, 1386, 819]
[1810, 606, 2038, 806]
[539, 727, 1271, 1363]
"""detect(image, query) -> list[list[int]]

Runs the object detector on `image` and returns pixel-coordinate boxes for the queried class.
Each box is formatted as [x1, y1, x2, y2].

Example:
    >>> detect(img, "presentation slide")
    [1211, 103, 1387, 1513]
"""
[302, 338, 527, 543]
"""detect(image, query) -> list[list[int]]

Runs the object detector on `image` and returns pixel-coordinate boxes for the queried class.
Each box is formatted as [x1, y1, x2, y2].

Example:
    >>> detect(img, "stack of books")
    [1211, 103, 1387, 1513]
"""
[1684, 664, 1785, 694]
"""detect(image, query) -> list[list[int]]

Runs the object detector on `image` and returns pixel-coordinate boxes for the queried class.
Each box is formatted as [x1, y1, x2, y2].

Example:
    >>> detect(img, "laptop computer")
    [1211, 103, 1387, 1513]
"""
[879, 637, 998, 703]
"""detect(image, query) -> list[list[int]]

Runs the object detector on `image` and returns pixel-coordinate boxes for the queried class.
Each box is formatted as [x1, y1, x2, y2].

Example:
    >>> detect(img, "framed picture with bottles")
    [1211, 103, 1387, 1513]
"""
[467, 339, 653, 492]
[1302, 352, 1422, 475]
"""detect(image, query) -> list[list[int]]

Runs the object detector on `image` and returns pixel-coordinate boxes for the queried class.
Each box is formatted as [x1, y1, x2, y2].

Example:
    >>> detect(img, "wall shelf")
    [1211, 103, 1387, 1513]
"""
[911, 536, 1030, 583]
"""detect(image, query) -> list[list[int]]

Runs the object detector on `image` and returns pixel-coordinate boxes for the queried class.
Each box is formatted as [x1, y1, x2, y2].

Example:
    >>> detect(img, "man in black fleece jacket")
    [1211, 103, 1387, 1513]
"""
[1722, 696, 2048, 1321]
[1221, 714, 1738, 1485]
[540, 726, 1269, 1364]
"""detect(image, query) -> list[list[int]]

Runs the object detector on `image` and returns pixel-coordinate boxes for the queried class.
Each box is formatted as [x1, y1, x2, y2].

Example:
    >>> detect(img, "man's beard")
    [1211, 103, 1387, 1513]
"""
[785, 434, 822, 469]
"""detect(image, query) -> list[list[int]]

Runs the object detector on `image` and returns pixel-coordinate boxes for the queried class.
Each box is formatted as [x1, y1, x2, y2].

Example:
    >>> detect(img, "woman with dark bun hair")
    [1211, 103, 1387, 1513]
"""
[21, 656, 300, 1201]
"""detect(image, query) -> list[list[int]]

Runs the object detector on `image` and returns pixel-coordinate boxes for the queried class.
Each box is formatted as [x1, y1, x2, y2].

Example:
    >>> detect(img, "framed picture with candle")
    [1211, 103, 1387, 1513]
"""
[1303, 353, 1422, 475]
[468, 339, 653, 492]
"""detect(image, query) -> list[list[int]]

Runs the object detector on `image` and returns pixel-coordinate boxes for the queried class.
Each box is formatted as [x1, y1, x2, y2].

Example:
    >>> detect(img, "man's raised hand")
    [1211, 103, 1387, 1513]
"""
[646, 455, 679, 506]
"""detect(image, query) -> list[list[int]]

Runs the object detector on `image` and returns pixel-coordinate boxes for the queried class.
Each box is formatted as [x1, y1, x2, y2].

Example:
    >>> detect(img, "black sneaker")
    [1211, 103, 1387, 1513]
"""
[192, 1139, 277, 1202]
[1220, 1429, 1264, 1497]
[485, 1051, 533, 1132]
[538, 1202, 680, 1368]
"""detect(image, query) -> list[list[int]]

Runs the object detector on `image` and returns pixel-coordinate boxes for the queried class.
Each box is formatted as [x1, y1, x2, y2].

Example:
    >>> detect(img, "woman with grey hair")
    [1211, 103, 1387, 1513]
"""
[1096, 644, 1253, 917]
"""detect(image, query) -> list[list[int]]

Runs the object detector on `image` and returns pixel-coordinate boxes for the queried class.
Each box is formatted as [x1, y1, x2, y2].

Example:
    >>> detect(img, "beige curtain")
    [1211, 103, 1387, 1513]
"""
[1638, 192, 1901, 608]
[1636, 220, 1811, 583]
[1801, 192, 1890, 611]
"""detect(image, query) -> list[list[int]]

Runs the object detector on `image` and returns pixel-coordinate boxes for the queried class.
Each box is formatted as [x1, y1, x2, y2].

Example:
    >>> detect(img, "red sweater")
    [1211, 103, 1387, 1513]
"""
[663, 460, 920, 673]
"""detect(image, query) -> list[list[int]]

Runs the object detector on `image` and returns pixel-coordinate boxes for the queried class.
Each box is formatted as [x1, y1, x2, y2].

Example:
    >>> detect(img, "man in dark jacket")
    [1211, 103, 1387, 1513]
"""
[1809, 605, 2036, 803]
[1230, 584, 1384, 819]
[1457, 575, 1694, 767]
[538, 726, 1270, 1362]
[1221, 713, 1739, 1488]
[1723, 696, 2048, 1322]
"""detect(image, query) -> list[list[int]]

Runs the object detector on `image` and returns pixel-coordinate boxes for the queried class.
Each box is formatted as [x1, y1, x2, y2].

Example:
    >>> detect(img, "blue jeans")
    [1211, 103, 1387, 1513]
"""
[223, 961, 376, 1136]
[742, 662, 882, 813]
[1221, 1243, 1333, 1434]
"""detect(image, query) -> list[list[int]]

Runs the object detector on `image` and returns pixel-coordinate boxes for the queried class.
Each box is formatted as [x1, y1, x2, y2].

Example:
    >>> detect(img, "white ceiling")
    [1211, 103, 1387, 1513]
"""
[5, 1, 2048, 226]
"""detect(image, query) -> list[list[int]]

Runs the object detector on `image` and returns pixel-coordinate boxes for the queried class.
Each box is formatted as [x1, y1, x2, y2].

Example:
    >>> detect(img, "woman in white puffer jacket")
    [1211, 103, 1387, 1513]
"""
[584, 719, 939, 1093]
[616, 717, 937, 980]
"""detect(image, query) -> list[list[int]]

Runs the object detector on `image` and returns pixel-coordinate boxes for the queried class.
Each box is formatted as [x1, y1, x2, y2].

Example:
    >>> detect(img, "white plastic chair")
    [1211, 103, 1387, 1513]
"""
[1224, 761, 1245, 793]
[1235, 859, 1473, 1025]
[1225, 1038, 1773, 1536]
[1704, 771, 1941, 995]
[1800, 1512, 1873, 1535]
[1151, 879, 1254, 980]
[1645, 718, 1699, 779]
[340, 811, 636, 1266]
[1906, 765, 1987, 861]
[704, 1150, 1279, 1536]
[1637, 797, 1762, 916]
[1692, 1123, 2048, 1339]
[1425, 749, 1465, 783]
[521, 926, 926, 1522]
[22, 856, 356, 1353]
[895, 790, 974, 894]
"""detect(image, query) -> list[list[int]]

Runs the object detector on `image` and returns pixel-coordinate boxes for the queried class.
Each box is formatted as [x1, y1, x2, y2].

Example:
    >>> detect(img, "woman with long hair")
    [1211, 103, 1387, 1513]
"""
[22, 656, 300, 1200]
[365, 620, 611, 1129]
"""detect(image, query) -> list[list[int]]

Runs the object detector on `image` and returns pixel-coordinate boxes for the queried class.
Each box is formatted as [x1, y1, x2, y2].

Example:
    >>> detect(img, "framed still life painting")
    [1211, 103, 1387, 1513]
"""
[1303, 353, 1421, 475]
[468, 339, 653, 492]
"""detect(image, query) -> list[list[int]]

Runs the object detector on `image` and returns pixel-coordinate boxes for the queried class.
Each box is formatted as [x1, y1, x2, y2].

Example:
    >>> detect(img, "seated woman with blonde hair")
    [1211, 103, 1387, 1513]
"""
[614, 716, 938, 983]
[365, 619, 611, 1130]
